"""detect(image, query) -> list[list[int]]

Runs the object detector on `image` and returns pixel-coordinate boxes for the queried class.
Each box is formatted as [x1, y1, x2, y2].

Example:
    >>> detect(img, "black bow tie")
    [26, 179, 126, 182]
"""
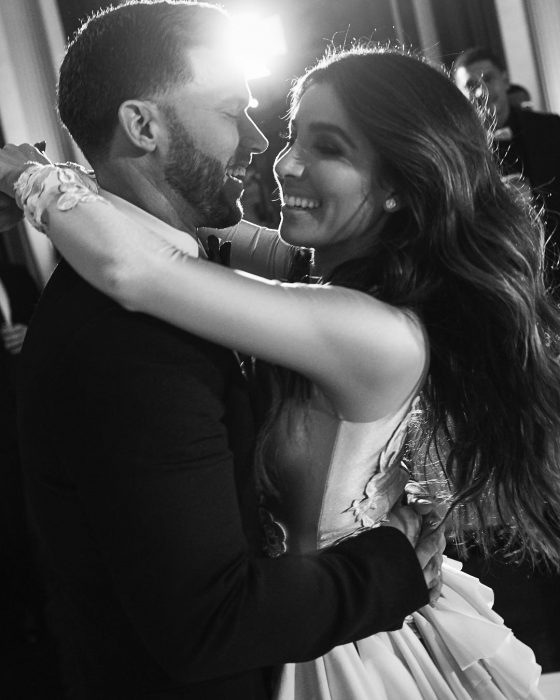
[206, 234, 232, 267]
[287, 247, 313, 283]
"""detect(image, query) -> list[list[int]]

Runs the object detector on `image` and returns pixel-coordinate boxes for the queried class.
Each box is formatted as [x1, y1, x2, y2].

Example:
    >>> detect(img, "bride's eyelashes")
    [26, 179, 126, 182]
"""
[278, 128, 295, 147]
[313, 138, 343, 157]
[279, 129, 343, 158]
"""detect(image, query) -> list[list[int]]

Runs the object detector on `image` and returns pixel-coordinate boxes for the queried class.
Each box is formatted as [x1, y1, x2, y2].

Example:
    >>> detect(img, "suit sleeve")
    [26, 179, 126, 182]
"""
[59, 306, 428, 683]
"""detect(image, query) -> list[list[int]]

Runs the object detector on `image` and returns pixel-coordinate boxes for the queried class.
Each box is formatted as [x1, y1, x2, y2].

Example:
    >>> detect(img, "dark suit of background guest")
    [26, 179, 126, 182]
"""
[495, 106, 560, 292]
[450, 104, 560, 669]
[448, 109, 560, 673]
[480, 109, 560, 671]
[0, 263, 40, 645]
[18, 259, 427, 700]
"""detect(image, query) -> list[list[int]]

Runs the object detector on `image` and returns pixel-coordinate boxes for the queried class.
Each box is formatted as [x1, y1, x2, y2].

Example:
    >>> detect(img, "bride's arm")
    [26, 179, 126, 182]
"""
[16, 164, 426, 421]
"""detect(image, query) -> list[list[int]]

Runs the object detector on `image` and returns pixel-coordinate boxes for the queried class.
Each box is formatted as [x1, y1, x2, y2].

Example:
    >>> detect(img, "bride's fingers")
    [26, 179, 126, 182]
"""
[428, 569, 443, 606]
[424, 539, 445, 605]
[427, 552, 443, 583]
[417, 524, 445, 561]
[421, 549, 444, 604]
[1, 143, 41, 161]
[404, 480, 429, 498]
[408, 500, 434, 516]
[404, 481, 435, 516]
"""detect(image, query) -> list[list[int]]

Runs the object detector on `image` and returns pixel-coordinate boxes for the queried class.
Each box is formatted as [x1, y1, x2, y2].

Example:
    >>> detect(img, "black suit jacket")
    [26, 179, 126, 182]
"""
[509, 107, 560, 288]
[18, 260, 428, 699]
[512, 107, 560, 214]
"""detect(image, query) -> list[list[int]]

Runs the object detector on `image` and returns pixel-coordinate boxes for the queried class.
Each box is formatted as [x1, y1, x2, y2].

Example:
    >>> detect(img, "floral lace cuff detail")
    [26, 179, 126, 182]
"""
[14, 163, 104, 234]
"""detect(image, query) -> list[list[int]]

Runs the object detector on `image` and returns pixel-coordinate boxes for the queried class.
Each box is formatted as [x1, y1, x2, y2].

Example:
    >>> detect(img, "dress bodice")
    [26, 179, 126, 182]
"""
[204, 221, 419, 555]
[258, 390, 416, 556]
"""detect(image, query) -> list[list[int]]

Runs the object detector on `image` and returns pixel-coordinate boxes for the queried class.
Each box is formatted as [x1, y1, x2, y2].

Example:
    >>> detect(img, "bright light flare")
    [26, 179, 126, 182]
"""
[231, 13, 287, 80]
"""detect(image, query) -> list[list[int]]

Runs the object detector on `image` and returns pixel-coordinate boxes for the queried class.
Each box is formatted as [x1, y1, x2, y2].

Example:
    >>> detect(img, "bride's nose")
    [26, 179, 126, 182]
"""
[274, 144, 306, 180]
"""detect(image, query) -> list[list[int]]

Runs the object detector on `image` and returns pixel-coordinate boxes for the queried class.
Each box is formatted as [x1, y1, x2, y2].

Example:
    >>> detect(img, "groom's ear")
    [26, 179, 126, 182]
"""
[117, 100, 160, 153]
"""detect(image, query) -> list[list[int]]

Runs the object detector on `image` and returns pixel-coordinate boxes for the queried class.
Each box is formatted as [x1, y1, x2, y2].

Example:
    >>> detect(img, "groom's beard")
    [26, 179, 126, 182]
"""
[163, 108, 242, 229]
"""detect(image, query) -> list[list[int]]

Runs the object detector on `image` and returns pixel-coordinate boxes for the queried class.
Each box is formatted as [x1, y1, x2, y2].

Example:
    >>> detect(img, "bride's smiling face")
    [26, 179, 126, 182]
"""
[273, 82, 391, 263]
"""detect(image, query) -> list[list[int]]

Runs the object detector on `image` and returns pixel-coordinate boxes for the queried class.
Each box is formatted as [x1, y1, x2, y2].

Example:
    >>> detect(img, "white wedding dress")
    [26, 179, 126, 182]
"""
[256, 390, 543, 700]
[207, 221, 545, 700]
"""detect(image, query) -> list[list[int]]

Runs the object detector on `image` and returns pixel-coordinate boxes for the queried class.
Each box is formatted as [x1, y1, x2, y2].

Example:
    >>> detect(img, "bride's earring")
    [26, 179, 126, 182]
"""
[384, 196, 398, 211]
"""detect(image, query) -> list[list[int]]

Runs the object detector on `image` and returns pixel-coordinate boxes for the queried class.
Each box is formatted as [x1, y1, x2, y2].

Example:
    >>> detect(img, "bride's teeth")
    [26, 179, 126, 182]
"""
[284, 195, 320, 209]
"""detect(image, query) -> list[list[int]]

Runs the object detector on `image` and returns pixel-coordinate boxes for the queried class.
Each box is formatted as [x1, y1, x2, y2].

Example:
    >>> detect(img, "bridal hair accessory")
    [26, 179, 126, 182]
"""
[384, 196, 397, 211]
[14, 163, 103, 234]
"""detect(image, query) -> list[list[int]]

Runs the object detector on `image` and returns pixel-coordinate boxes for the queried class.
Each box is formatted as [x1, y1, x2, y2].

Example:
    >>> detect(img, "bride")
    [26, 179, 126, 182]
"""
[4, 47, 560, 699]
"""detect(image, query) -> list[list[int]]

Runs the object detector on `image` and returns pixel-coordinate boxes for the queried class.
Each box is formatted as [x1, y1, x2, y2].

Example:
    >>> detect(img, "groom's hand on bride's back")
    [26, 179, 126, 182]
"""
[384, 503, 445, 605]
[402, 480, 446, 604]
[383, 503, 422, 547]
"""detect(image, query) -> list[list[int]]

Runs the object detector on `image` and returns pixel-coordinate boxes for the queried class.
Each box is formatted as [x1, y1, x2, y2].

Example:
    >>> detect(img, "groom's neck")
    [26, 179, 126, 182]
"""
[95, 159, 199, 238]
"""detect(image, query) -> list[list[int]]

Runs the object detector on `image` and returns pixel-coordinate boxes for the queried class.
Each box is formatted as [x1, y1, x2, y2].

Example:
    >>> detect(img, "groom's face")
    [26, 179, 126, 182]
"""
[160, 46, 268, 228]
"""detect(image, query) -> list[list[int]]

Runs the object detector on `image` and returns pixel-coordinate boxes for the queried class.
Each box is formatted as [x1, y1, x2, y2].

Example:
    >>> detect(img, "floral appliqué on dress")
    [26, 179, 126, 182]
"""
[348, 417, 411, 528]
[258, 495, 288, 558]
[259, 506, 288, 559]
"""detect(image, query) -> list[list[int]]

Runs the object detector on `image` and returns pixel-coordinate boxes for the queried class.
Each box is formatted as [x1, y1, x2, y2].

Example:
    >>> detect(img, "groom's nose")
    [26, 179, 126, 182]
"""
[241, 113, 269, 156]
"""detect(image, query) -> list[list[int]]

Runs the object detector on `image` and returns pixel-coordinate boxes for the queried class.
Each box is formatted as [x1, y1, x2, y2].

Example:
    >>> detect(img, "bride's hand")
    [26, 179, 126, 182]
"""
[0, 143, 50, 231]
[0, 143, 50, 197]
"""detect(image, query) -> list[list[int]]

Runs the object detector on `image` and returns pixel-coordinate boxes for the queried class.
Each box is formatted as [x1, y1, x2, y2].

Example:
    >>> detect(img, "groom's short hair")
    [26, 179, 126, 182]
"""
[58, 1, 230, 164]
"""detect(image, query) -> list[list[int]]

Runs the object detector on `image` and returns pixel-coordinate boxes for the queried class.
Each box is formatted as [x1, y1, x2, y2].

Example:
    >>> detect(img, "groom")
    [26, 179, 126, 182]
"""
[12, 3, 440, 698]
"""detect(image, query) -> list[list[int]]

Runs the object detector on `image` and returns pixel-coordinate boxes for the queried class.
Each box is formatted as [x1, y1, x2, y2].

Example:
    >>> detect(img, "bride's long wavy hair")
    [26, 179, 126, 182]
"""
[261, 46, 560, 568]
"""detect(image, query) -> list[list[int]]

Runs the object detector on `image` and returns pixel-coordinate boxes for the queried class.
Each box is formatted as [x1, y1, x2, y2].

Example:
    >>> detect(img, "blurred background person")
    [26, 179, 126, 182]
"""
[453, 46, 560, 296]
[452, 46, 560, 676]
[508, 83, 533, 110]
